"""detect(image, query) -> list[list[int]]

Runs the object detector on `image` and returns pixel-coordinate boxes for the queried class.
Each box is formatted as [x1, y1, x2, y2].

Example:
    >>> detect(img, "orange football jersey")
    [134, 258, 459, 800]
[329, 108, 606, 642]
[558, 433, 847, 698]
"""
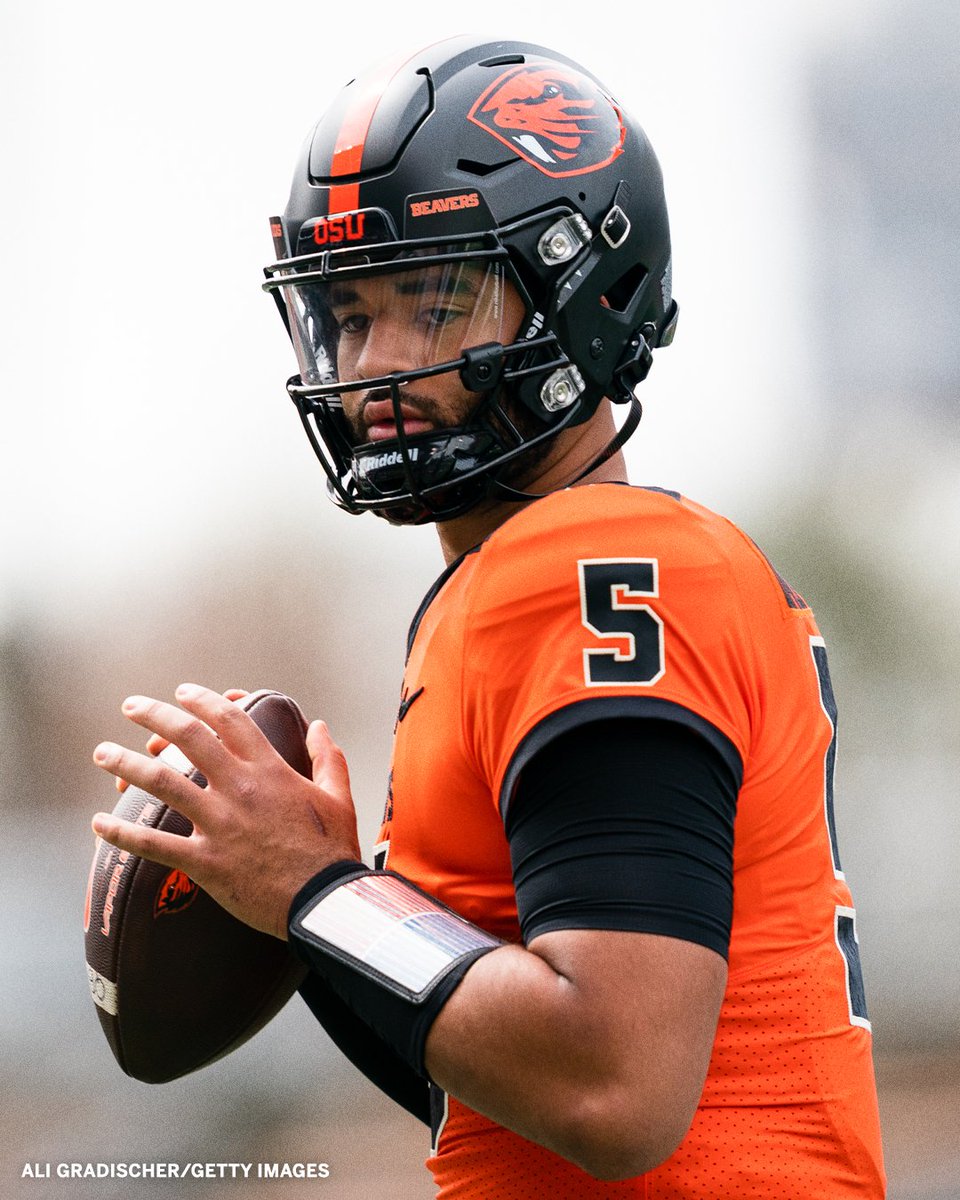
[376, 483, 886, 1199]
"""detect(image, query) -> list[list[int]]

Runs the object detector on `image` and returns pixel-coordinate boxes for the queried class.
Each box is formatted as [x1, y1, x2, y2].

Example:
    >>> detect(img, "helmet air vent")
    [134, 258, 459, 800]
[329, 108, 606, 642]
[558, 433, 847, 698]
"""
[478, 54, 526, 67]
[456, 156, 521, 177]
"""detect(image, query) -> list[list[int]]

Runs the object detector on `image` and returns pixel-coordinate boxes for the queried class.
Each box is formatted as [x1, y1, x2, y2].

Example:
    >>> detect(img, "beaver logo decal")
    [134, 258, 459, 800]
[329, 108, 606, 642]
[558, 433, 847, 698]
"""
[468, 62, 625, 178]
[154, 868, 199, 917]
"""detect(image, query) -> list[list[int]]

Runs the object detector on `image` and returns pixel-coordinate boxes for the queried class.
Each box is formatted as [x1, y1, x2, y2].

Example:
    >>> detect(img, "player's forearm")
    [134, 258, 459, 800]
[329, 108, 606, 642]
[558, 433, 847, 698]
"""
[423, 934, 714, 1181]
[287, 866, 724, 1180]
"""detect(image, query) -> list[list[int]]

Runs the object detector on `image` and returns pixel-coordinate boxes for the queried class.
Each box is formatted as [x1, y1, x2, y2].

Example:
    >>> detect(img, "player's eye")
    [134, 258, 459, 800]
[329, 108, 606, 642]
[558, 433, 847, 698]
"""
[412, 291, 472, 332]
[333, 311, 370, 336]
[421, 305, 461, 330]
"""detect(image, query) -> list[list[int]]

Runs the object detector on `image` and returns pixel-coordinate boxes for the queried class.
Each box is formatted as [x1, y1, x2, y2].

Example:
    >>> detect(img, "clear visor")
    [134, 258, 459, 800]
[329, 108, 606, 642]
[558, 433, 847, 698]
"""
[277, 258, 516, 391]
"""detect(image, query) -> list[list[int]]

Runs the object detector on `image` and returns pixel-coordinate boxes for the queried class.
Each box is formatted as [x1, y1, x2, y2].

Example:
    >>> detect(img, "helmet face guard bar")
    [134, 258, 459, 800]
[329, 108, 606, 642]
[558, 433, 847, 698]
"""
[263, 221, 610, 523]
[285, 331, 577, 523]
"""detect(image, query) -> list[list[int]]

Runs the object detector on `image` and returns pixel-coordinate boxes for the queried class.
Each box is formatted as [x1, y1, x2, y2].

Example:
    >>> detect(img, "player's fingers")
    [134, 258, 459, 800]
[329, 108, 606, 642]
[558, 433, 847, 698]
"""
[91, 811, 199, 875]
[137, 695, 243, 756]
[114, 729, 173, 792]
[307, 720, 351, 799]
[174, 683, 270, 759]
[119, 693, 233, 783]
[92, 741, 209, 824]
[145, 732, 169, 756]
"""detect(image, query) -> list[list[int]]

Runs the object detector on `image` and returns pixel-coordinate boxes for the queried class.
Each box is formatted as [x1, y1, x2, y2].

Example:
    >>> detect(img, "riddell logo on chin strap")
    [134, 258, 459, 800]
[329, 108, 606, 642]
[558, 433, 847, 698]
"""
[357, 447, 420, 476]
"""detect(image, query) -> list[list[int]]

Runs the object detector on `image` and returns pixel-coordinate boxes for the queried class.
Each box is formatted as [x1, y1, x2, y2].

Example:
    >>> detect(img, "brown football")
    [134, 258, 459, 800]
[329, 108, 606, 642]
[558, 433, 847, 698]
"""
[84, 689, 310, 1083]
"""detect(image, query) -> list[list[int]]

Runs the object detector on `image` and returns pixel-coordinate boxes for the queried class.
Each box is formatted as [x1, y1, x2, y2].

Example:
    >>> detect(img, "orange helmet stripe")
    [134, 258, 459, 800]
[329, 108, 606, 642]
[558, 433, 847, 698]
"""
[326, 47, 425, 215]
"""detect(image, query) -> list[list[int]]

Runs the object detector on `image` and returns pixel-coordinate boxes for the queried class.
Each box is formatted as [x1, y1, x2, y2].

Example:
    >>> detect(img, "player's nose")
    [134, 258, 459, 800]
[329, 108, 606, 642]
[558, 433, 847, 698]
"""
[354, 316, 420, 380]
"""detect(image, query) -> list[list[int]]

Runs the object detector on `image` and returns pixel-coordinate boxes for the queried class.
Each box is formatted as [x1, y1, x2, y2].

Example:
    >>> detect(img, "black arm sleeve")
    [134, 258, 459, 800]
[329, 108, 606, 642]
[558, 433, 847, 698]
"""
[505, 717, 739, 959]
[297, 973, 430, 1125]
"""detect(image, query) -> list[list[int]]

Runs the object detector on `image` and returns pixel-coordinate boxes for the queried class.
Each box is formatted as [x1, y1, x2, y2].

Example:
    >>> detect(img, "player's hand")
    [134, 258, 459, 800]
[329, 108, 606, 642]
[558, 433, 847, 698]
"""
[91, 683, 362, 940]
[114, 688, 249, 791]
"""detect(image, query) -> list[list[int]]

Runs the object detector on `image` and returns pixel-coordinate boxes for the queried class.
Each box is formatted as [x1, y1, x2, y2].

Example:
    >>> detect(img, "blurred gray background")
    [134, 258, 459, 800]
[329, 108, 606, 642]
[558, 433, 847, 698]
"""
[1, 0, 957, 1196]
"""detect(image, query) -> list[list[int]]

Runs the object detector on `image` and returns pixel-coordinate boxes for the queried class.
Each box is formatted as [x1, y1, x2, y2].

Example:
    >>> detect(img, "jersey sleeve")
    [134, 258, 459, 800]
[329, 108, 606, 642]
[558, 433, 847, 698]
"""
[458, 486, 764, 816]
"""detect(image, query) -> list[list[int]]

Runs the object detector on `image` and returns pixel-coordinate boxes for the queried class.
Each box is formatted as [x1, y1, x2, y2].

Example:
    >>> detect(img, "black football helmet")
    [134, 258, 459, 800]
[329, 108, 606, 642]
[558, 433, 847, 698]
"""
[263, 35, 678, 524]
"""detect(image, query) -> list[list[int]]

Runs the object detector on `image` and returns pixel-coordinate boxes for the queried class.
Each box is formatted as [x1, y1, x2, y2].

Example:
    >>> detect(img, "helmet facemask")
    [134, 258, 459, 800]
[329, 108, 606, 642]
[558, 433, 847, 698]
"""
[265, 233, 583, 524]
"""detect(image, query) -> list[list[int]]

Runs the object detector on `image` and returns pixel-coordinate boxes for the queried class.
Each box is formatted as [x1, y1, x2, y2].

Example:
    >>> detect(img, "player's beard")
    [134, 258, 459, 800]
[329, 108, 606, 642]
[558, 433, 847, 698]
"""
[347, 383, 554, 494]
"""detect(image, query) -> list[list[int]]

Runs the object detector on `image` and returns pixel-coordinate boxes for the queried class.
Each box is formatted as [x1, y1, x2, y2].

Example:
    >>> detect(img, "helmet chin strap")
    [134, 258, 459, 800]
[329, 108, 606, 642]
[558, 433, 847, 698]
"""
[488, 394, 643, 505]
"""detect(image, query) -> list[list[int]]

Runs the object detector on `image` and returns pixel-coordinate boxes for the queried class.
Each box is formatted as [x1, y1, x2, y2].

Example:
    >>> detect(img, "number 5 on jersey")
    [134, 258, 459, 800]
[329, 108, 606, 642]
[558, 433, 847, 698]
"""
[578, 559, 665, 686]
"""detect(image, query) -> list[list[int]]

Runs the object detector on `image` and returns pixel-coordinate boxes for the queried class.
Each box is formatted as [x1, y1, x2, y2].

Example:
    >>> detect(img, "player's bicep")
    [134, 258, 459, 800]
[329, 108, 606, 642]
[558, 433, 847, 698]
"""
[527, 925, 726, 1115]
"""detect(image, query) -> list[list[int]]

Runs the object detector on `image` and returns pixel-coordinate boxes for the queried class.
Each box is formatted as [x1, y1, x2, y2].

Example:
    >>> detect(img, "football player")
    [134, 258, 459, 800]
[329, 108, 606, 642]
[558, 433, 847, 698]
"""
[93, 35, 887, 1197]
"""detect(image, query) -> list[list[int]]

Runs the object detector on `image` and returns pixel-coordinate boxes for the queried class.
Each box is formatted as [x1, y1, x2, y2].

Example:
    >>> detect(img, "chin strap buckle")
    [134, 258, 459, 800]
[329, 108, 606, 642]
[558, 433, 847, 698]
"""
[613, 326, 655, 397]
